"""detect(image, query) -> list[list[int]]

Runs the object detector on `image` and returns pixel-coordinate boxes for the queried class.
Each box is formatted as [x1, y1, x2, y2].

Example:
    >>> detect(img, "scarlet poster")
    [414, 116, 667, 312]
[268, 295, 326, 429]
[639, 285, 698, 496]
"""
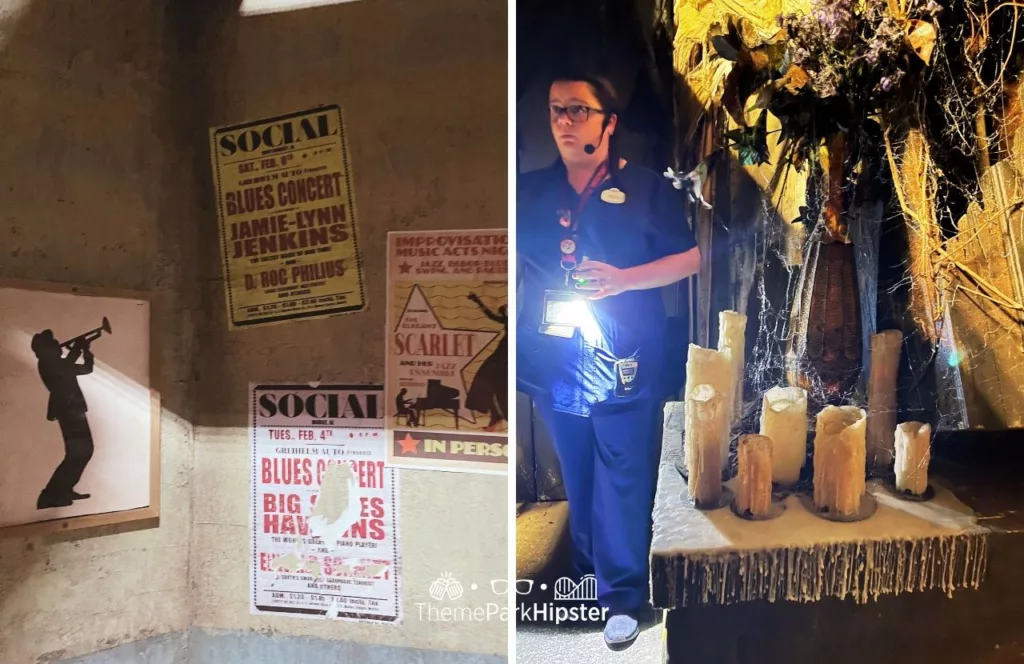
[249, 384, 400, 623]
[385, 230, 509, 474]
[209, 106, 367, 329]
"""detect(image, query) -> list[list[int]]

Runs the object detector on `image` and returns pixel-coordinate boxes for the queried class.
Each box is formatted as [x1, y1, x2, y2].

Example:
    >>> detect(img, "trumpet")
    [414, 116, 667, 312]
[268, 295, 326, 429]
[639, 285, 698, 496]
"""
[61, 317, 112, 351]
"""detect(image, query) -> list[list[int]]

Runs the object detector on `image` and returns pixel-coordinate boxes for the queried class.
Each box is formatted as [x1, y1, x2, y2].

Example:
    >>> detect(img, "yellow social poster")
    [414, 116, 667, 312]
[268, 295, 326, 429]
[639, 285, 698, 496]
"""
[209, 105, 366, 329]
[385, 230, 508, 474]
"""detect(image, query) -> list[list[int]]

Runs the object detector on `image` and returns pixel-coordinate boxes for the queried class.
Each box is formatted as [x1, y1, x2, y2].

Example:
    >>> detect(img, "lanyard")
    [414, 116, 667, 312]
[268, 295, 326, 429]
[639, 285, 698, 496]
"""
[558, 161, 609, 286]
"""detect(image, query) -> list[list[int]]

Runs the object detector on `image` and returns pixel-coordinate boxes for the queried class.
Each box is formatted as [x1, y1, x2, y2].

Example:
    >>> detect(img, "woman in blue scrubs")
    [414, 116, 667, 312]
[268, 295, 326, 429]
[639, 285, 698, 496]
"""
[517, 69, 701, 650]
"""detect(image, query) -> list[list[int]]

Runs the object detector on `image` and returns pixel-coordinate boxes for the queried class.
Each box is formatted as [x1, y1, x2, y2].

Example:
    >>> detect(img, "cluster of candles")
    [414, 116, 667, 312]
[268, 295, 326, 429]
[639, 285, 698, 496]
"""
[683, 312, 933, 518]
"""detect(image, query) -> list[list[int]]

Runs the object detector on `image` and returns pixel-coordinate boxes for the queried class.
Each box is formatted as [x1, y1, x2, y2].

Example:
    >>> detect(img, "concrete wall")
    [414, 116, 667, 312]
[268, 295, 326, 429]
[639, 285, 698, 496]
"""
[191, 0, 508, 658]
[62, 629, 507, 664]
[0, 0, 507, 661]
[0, 1, 202, 662]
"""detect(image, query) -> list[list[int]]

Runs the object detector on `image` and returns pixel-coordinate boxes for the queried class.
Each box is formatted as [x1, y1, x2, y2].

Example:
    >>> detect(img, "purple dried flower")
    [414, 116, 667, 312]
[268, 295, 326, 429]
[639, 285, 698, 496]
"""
[813, 68, 841, 97]
[880, 77, 893, 92]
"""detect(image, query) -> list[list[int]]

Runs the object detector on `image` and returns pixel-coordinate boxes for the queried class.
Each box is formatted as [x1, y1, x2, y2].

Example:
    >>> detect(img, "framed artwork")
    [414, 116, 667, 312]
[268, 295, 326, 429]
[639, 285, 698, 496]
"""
[0, 279, 159, 537]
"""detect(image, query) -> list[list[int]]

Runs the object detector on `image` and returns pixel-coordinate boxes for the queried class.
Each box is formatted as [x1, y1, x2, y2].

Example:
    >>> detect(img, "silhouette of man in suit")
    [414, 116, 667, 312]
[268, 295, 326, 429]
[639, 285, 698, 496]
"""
[395, 388, 420, 427]
[31, 330, 95, 509]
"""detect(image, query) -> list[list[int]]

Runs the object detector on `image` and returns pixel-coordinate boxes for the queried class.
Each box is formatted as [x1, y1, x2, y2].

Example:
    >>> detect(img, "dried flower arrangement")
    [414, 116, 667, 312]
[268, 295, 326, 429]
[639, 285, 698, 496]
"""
[712, 0, 941, 170]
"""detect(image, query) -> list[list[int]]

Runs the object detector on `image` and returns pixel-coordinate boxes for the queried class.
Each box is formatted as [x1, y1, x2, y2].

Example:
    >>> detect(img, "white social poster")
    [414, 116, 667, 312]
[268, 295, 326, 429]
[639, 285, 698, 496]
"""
[249, 383, 400, 623]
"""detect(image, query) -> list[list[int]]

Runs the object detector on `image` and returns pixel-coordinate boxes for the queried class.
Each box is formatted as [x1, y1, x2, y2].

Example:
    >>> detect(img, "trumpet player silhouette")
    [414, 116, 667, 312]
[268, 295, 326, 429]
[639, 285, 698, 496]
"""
[30, 317, 111, 509]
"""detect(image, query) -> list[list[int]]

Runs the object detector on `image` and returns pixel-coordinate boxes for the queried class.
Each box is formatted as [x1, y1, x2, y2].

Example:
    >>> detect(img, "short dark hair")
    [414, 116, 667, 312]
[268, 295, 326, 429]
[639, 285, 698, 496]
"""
[549, 68, 624, 117]
[548, 66, 626, 189]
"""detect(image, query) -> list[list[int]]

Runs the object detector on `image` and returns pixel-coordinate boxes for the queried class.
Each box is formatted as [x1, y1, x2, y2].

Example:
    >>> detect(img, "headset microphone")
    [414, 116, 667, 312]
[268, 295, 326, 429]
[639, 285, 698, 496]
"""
[583, 117, 610, 155]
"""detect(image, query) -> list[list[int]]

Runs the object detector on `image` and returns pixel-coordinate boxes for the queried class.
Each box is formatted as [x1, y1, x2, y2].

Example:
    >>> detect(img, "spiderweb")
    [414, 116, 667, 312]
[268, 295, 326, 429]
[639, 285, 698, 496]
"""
[715, 0, 1024, 436]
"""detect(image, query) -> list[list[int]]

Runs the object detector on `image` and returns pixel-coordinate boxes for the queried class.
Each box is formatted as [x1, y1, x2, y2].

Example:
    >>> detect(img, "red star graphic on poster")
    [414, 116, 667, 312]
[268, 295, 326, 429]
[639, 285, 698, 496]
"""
[399, 262, 412, 274]
[397, 433, 420, 455]
[394, 285, 497, 425]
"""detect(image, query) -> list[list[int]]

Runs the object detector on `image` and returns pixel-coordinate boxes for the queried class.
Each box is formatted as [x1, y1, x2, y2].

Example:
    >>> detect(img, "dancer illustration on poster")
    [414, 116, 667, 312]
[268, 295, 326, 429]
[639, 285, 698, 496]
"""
[465, 292, 507, 432]
[31, 317, 111, 509]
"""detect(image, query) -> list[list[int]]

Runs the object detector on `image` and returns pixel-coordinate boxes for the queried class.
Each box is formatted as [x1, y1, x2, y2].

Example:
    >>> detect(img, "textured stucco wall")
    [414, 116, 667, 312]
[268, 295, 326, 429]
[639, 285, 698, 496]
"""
[190, 0, 508, 658]
[0, 1, 507, 661]
[58, 628, 508, 664]
[0, 1, 205, 662]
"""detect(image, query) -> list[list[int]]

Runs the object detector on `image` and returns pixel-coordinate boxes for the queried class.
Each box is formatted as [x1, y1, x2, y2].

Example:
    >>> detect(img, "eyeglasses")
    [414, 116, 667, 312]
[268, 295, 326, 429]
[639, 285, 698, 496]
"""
[490, 579, 535, 595]
[549, 104, 605, 123]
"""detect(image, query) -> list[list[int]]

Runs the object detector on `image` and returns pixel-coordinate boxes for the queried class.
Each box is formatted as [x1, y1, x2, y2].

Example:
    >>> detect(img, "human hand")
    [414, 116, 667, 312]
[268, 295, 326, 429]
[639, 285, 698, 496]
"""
[574, 260, 631, 300]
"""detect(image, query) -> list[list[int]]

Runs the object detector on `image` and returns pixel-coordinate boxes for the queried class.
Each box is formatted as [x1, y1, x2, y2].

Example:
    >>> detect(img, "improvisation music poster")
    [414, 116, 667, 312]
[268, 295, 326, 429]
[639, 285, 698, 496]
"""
[384, 230, 509, 474]
[209, 105, 367, 329]
[0, 279, 158, 537]
[249, 384, 401, 623]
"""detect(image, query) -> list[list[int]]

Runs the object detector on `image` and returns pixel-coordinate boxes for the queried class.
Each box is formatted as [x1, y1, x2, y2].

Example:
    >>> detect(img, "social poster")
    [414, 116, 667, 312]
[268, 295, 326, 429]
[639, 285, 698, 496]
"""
[249, 384, 400, 624]
[385, 230, 509, 474]
[209, 105, 367, 329]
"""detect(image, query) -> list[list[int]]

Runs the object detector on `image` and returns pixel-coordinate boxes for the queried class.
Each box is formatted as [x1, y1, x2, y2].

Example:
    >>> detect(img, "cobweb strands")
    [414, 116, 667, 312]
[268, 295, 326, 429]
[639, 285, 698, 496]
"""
[652, 407, 989, 609]
[651, 533, 989, 607]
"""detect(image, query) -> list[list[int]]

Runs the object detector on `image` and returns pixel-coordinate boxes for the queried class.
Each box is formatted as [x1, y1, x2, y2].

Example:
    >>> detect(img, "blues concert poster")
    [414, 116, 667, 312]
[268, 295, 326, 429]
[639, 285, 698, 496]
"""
[249, 384, 401, 623]
[0, 280, 156, 534]
[384, 230, 509, 474]
[209, 105, 368, 329]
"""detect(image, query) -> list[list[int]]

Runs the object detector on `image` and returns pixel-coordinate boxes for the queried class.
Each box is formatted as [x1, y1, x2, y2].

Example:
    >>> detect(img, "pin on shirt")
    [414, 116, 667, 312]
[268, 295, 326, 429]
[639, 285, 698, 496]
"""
[600, 188, 626, 204]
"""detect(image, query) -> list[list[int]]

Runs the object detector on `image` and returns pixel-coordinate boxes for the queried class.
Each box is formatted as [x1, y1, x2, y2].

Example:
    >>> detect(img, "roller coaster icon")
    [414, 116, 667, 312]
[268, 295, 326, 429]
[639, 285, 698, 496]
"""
[553, 574, 597, 602]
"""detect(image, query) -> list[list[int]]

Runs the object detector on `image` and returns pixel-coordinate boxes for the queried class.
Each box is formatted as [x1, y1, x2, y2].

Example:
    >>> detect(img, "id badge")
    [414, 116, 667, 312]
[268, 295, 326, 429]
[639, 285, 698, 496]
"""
[614, 358, 639, 397]
[540, 290, 579, 338]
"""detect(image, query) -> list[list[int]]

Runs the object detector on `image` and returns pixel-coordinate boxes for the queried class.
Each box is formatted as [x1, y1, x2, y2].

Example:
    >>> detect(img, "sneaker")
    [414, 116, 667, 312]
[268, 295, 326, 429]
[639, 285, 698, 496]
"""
[603, 613, 640, 650]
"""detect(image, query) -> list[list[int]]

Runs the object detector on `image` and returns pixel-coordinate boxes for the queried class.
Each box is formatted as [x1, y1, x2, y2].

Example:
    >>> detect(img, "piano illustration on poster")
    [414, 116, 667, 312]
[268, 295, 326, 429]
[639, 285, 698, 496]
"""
[385, 230, 508, 474]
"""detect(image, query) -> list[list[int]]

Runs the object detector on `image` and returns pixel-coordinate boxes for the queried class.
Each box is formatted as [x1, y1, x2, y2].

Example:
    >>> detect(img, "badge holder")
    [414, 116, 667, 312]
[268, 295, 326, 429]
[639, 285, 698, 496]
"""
[540, 290, 581, 338]
[614, 358, 638, 397]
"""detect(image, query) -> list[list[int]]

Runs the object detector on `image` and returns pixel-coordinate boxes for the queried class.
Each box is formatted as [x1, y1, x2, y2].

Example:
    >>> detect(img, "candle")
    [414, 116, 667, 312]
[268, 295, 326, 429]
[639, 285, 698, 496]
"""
[895, 421, 932, 495]
[866, 330, 904, 469]
[813, 406, 867, 515]
[736, 434, 773, 517]
[759, 386, 808, 486]
[717, 310, 747, 424]
[684, 344, 734, 468]
[685, 384, 724, 506]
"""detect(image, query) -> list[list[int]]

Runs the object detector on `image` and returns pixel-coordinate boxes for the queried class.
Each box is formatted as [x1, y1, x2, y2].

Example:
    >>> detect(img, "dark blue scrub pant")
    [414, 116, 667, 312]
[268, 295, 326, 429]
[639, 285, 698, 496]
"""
[536, 397, 663, 615]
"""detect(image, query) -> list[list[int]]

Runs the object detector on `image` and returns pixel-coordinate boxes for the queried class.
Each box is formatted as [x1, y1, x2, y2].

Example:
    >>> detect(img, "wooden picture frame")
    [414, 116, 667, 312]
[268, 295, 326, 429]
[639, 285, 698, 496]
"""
[0, 278, 160, 538]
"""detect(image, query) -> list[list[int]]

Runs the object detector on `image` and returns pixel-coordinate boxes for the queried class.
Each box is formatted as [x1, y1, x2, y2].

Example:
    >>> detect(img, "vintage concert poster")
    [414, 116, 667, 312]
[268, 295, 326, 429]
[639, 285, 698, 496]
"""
[384, 230, 509, 474]
[209, 105, 367, 329]
[249, 384, 401, 624]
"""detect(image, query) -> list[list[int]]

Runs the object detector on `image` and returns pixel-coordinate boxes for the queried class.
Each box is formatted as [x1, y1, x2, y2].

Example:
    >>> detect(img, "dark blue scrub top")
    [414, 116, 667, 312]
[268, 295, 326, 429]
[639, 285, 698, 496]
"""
[516, 160, 697, 416]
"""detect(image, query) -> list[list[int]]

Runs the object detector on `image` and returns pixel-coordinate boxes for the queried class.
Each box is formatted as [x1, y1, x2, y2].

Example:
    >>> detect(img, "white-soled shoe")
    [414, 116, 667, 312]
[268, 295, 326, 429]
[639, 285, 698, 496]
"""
[603, 613, 640, 650]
